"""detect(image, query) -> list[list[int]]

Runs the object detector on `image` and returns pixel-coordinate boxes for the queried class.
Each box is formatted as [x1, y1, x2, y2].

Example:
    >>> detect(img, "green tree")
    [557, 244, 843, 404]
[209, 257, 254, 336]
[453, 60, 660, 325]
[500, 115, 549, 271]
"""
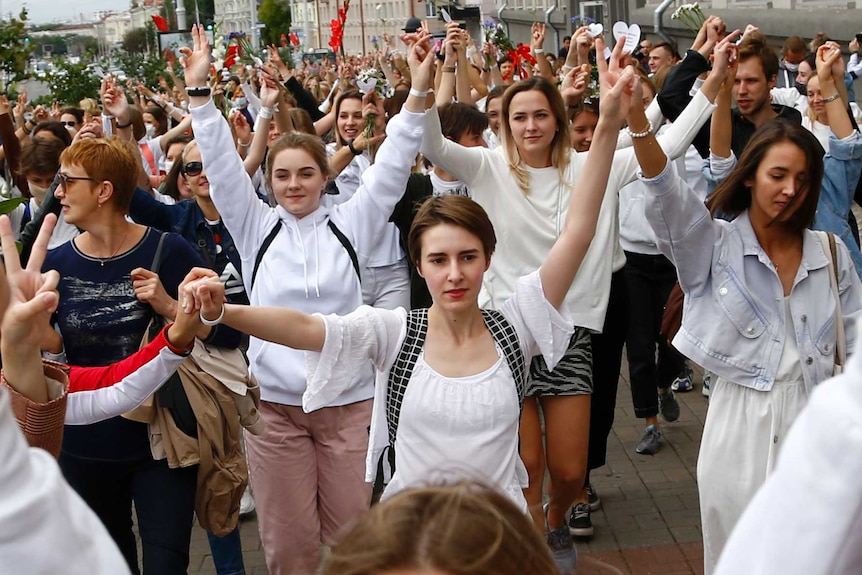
[123, 27, 152, 54]
[114, 52, 170, 90]
[46, 60, 101, 105]
[259, 0, 291, 47]
[0, 9, 33, 90]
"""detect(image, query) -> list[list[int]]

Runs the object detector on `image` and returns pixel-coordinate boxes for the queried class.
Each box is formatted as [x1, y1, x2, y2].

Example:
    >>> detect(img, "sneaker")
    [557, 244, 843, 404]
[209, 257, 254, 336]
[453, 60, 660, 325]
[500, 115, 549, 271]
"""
[671, 365, 694, 392]
[586, 482, 601, 512]
[567, 502, 594, 538]
[658, 388, 680, 422]
[702, 369, 713, 397]
[546, 524, 578, 574]
[239, 486, 256, 517]
[635, 425, 662, 455]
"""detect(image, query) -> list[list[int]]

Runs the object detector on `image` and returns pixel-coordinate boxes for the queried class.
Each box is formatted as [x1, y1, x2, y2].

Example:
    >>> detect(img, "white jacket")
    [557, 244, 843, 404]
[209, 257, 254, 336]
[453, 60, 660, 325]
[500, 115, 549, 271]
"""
[191, 100, 427, 407]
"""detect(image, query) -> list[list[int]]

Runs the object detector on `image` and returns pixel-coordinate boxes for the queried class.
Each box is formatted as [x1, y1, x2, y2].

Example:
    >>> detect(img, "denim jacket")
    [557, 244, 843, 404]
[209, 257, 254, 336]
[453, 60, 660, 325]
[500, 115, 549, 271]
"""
[642, 162, 862, 392]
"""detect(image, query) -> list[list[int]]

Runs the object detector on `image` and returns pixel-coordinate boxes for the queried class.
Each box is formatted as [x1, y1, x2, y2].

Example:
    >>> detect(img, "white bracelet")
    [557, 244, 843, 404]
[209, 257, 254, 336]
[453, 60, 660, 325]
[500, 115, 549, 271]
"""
[534, 48, 545, 54]
[200, 304, 225, 326]
[409, 87, 432, 98]
[259, 106, 274, 119]
[626, 120, 653, 139]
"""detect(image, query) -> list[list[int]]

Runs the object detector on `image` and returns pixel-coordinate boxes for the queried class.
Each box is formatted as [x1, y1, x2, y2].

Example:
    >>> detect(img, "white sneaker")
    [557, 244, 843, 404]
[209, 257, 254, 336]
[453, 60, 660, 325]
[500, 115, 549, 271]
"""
[239, 487, 256, 516]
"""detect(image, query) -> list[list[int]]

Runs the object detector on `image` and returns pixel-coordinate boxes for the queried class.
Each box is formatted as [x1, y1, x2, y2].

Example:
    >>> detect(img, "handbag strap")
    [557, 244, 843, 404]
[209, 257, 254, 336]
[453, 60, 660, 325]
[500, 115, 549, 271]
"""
[818, 231, 845, 369]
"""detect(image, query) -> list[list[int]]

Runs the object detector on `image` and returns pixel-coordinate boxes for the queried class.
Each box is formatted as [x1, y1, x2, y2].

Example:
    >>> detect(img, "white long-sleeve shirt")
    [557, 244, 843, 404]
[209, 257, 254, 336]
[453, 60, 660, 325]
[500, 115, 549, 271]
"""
[0, 387, 130, 575]
[421, 91, 716, 332]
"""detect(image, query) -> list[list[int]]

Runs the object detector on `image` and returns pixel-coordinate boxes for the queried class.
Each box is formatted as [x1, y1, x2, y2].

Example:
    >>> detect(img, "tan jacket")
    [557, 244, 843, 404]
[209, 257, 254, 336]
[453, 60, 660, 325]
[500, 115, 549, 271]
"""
[150, 341, 257, 536]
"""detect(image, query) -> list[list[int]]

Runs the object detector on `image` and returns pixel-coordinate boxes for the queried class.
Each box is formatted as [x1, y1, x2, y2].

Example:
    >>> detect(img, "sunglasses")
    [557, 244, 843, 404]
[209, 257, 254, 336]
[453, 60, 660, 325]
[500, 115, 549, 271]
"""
[61, 121, 78, 127]
[182, 162, 204, 176]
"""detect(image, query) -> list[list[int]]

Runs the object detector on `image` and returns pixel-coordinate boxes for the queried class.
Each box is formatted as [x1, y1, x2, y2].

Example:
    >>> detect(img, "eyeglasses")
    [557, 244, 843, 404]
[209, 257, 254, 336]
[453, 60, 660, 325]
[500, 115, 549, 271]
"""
[61, 121, 78, 128]
[182, 162, 204, 177]
[59, 173, 96, 188]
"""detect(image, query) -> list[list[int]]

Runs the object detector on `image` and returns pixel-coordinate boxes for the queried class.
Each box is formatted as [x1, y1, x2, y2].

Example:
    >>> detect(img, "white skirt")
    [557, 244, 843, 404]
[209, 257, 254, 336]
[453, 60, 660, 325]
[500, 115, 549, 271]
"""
[697, 377, 808, 574]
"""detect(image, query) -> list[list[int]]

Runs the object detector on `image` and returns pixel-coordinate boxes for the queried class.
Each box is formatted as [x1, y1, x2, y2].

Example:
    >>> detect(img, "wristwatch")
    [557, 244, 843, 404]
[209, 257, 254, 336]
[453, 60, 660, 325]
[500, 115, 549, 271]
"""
[186, 86, 212, 97]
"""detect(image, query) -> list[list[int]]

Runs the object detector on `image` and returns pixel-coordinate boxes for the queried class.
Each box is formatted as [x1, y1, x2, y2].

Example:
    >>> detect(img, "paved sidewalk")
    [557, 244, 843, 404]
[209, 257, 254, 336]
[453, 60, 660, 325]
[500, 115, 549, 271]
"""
[187, 362, 709, 575]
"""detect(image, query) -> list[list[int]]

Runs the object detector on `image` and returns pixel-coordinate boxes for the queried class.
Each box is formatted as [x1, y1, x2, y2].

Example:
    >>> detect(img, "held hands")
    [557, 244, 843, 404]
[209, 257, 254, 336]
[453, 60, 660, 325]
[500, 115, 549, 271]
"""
[711, 30, 742, 84]
[259, 68, 281, 108]
[403, 29, 435, 93]
[817, 41, 845, 81]
[179, 268, 226, 322]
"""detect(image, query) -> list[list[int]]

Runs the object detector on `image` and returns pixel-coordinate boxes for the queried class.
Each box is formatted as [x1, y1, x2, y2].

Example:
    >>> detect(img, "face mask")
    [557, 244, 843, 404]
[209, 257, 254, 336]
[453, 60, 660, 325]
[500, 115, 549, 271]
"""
[164, 160, 175, 174]
[29, 183, 50, 204]
[784, 61, 799, 73]
[233, 97, 248, 109]
[145, 123, 156, 139]
[795, 82, 807, 96]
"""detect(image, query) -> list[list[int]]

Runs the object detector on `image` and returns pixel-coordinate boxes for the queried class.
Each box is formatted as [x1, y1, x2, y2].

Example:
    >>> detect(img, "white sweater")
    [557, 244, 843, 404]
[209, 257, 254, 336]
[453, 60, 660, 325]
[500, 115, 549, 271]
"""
[421, 91, 716, 332]
[191, 100, 427, 407]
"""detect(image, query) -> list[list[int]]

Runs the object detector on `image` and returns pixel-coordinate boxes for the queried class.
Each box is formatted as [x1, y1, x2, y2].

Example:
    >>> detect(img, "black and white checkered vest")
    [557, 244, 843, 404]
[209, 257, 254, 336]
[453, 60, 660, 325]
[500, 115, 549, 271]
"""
[375, 308, 526, 489]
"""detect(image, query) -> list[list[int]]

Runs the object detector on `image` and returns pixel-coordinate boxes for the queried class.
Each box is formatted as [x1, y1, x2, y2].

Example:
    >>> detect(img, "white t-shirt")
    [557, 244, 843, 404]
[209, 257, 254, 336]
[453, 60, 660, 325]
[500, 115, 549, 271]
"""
[303, 270, 574, 509]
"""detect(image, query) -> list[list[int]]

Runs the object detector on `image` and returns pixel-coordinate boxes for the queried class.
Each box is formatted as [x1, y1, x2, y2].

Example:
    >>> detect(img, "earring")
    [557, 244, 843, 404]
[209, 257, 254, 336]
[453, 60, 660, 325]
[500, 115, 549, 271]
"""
[97, 202, 102, 208]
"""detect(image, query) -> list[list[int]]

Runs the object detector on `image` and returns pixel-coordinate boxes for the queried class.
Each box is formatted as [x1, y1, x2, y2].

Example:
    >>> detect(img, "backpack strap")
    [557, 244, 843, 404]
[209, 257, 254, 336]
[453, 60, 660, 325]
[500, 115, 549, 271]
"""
[327, 220, 361, 281]
[150, 231, 169, 274]
[250, 222, 282, 291]
[250, 219, 361, 293]
[385, 308, 428, 447]
[481, 309, 526, 408]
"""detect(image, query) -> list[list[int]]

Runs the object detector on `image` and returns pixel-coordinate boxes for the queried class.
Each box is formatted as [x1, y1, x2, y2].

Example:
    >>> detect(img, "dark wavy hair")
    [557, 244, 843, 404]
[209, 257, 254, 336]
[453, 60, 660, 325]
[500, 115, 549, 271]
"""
[706, 120, 824, 232]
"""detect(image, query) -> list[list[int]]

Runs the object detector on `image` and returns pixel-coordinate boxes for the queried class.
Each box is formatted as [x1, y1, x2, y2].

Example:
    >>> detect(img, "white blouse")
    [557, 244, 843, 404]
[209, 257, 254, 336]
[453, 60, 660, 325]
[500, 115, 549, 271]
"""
[303, 270, 574, 508]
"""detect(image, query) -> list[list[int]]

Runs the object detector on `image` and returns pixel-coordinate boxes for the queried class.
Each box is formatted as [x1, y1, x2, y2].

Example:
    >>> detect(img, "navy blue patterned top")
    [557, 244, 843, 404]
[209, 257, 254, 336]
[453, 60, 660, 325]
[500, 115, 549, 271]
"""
[44, 227, 204, 461]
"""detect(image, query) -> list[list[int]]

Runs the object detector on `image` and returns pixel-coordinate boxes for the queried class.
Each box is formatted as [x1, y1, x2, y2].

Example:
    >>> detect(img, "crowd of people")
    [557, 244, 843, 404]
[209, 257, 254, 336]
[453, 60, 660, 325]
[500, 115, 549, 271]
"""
[0, 12, 861, 575]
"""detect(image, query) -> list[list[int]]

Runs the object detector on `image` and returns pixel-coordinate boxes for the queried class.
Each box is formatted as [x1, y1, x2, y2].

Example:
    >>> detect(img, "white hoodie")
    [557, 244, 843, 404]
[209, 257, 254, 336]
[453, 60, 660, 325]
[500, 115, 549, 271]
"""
[191, 99, 427, 407]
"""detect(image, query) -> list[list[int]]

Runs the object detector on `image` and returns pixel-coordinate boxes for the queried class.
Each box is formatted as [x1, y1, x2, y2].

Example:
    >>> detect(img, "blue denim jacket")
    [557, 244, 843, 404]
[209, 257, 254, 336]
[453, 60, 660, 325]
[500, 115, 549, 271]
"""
[811, 132, 862, 277]
[642, 162, 862, 392]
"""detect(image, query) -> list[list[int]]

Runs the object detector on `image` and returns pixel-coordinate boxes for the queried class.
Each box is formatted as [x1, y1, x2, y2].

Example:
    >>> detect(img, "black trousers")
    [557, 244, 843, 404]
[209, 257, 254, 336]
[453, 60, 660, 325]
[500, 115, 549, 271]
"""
[60, 453, 198, 575]
[587, 270, 629, 472]
[622, 251, 687, 419]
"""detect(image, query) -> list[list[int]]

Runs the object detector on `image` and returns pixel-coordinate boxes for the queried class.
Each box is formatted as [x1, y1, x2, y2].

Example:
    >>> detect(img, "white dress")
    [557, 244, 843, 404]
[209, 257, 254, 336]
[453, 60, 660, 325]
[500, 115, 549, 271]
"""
[697, 298, 809, 574]
[302, 270, 574, 510]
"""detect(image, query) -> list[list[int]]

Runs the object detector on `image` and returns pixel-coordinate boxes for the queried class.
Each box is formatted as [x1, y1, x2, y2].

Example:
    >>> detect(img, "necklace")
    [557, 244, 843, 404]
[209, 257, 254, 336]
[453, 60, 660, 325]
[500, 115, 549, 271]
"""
[95, 230, 130, 267]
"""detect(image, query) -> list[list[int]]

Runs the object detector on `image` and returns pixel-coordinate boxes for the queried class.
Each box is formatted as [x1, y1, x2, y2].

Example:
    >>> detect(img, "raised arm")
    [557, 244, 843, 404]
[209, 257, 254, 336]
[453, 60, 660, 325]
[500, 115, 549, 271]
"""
[541, 36, 635, 309]
[183, 25, 277, 258]
[530, 23, 554, 80]
[818, 44, 855, 140]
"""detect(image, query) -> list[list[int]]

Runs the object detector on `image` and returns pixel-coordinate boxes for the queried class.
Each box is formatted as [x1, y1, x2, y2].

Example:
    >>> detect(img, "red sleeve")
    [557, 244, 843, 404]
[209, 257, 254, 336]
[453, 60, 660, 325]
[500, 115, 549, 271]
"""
[67, 325, 185, 393]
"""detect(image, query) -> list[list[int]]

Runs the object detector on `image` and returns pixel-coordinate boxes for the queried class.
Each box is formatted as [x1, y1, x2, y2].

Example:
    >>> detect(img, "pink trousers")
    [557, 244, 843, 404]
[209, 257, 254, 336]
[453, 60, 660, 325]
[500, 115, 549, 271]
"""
[246, 399, 373, 575]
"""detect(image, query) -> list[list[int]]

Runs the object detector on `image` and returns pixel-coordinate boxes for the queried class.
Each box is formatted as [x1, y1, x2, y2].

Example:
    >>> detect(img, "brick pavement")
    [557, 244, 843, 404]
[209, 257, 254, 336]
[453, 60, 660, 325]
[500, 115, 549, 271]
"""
[187, 362, 709, 575]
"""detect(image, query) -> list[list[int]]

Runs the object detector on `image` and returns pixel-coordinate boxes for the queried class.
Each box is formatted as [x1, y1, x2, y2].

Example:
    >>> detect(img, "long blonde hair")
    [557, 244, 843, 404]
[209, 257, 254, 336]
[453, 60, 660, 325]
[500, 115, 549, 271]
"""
[499, 76, 572, 194]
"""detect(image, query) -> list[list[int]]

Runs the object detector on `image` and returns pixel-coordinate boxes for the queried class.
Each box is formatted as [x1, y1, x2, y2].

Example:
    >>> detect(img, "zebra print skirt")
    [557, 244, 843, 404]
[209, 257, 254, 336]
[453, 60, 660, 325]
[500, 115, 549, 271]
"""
[526, 327, 593, 397]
